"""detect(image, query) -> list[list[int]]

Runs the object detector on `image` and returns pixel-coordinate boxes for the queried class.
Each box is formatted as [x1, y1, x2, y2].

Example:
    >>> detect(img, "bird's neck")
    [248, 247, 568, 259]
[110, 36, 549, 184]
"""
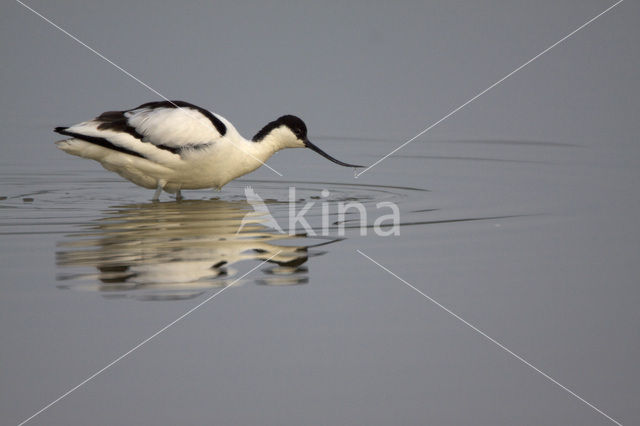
[238, 133, 282, 166]
[252, 128, 298, 153]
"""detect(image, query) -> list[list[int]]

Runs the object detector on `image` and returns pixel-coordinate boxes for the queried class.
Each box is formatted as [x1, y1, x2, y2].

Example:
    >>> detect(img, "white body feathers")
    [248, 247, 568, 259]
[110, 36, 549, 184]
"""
[55, 101, 291, 194]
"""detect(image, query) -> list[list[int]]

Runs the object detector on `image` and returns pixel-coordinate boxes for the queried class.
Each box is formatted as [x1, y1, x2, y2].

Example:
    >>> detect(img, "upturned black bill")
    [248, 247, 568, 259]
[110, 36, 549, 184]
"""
[304, 140, 363, 168]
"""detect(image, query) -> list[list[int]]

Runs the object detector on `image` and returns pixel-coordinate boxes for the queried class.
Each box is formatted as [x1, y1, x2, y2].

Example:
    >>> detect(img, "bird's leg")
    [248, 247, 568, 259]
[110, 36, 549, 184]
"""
[152, 186, 162, 201]
[175, 189, 183, 201]
[152, 180, 167, 202]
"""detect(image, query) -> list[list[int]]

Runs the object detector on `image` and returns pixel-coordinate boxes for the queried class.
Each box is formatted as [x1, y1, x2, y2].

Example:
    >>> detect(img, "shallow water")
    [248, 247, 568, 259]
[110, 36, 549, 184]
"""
[2, 130, 639, 425]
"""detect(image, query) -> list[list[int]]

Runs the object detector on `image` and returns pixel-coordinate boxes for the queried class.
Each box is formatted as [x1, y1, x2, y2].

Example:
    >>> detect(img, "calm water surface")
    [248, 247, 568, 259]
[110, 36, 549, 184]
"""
[2, 134, 638, 425]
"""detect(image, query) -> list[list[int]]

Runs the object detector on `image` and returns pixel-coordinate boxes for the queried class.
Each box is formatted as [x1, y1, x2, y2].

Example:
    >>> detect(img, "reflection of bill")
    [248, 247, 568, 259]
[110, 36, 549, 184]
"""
[56, 199, 339, 301]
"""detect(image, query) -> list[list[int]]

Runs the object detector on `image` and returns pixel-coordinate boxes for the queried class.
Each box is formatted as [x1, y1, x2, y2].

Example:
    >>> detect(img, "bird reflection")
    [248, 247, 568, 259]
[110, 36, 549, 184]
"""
[56, 199, 339, 301]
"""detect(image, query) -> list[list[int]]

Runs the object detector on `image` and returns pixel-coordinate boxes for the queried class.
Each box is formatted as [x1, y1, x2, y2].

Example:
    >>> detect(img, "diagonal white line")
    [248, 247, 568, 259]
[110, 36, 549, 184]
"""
[15, 0, 283, 177]
[355, 0, 624, 177]
[17, 252, 282, 426]
[357, 249, 623, 426]
[15, 0, 171, 105]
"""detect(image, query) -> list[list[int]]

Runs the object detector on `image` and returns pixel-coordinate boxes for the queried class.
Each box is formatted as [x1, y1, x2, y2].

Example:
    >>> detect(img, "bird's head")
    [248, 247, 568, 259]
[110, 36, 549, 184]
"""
[252, 115, 362, 168]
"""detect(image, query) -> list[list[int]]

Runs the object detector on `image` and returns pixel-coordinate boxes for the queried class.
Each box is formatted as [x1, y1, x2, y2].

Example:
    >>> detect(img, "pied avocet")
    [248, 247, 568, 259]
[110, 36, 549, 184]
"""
[55, 100, 362, 200]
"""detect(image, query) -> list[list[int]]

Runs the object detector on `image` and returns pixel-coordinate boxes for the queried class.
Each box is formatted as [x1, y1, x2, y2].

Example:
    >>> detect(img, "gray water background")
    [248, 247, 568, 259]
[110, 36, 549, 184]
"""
[1, 1, 639, 425]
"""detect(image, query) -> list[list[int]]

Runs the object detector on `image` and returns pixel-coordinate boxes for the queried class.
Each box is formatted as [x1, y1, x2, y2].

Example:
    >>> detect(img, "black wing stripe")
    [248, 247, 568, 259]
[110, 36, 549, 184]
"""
[54, 127, 147, 159]
[133, 100, 227, 136]
[155, 144, 180, 154]
[95, 110, 145, 140]
[154, 143, 212, 154]
[54, 127, 210, 157]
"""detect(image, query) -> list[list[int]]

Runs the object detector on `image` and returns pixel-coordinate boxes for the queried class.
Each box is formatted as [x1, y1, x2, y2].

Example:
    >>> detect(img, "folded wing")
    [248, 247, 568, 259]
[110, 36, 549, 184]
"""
[55, 100, 228, 162]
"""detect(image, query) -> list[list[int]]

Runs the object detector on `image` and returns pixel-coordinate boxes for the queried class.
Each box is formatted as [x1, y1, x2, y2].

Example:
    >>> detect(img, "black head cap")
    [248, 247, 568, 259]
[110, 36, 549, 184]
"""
[253, 115, 307, 142]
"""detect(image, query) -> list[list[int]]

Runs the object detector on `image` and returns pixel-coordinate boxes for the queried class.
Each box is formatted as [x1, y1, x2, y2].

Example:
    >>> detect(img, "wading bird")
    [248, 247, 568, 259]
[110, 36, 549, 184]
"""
[55, 101, 361, 200]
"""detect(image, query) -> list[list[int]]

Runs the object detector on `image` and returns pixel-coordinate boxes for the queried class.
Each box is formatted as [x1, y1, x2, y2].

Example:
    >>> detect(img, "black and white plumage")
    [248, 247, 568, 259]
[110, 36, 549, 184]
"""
[55, 101, 362, 200]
